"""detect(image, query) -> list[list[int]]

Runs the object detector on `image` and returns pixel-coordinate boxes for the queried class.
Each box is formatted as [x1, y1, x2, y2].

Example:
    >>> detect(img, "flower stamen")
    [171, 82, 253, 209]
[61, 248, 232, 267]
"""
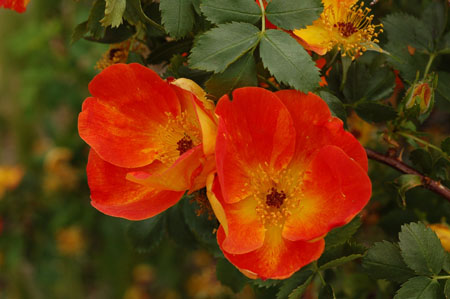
[266, 187, 286, 209]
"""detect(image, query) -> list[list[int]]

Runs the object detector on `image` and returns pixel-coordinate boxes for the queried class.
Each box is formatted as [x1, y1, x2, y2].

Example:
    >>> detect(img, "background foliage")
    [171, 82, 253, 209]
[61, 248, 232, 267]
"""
[1, 0, 450, 298]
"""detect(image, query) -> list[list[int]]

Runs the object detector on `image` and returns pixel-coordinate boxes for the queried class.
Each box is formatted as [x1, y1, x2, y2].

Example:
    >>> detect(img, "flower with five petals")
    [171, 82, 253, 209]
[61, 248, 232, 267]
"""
[207, 87, 371, 279]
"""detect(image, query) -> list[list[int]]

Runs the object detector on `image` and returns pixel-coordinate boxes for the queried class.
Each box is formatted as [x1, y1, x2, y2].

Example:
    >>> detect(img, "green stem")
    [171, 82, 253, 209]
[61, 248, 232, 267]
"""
[321, 50, 339, 76]
[317, 271, 326, 286]
[397, 131, 445, 155]
[313, 262, 326, 286]
[258, 0, 266, 33]
[423, 53, 436, 77]
[433, 275, 450, 280]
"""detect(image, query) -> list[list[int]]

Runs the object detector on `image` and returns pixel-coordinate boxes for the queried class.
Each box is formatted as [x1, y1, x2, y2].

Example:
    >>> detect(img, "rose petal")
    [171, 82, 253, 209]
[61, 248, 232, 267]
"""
[79, 63, 181, 168]
[218, 225, 324, 280]
[87, 149, 183, 220]
[282, 145, 371, 241]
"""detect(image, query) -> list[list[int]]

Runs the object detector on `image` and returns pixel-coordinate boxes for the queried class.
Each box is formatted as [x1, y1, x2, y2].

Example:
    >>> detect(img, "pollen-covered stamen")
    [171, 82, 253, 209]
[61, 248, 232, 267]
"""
[249, 164, 304, 228]
[177, 135, 194, 155]
[321, 3, 383, 59]
[154, 111, 201, 165]
[335, 22, 358, 38]
[266, 187, 286, 209]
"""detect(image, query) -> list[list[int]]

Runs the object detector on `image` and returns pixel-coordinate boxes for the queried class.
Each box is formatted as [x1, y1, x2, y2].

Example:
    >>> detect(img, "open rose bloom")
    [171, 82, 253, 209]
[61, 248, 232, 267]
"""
[0, 0, 29, 12]
[78, 63, 217, 220]
[207, 88, 371, 279]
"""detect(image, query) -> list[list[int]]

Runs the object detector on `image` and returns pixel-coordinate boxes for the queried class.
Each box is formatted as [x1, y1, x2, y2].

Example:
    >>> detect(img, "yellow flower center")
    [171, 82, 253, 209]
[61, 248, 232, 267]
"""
[154, 112, 201, 166]
[322, 3, 383, 59]
[247, 164, 303, 228]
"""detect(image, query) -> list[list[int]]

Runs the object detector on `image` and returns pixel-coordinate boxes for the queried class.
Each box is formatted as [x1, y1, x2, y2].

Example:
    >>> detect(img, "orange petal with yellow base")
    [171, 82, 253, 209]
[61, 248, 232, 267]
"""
[79, 63, 181, 168]
[282, 145, 371, 241]
[215, 88, 295, 204]
[276, 90, 368, 171]
[126, 145, 204, 192]
[217, 225, 325, 280]
[87, 150, 184, 220]
[208, 173, 265, 254]
[0, 0, 29, 13]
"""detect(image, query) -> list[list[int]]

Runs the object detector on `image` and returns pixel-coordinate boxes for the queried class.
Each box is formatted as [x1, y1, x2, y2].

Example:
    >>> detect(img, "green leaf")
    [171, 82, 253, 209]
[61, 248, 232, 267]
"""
[252, 279, 281, 288]
[438, 32, 450, 54]
[101, 0, 126, 28]
[165, 201, 197, 247]
[259, 29, 320, 92]
[189, 22, 260, 73]
[216, 258, 250, 293]
[85, 24, 135, 44]
[318, 284, 336, 299]
[384, 41, 428, 83]
[394, 276, 440, 299]
[87, 0, 106, 39]
[127, 214, 165, 253]
[444, 253, 450, 274]
[445, 279, 450, 299]
[325, 217, 361, 250]
[124, 0, 162, 31]
[319, 254, 363, 270]
[398, 222, 446, 275]
[201, 0, 261, 25]
[317, 91, 347, 122]
[160, 0, 195, 39]
[277, 268, 314, 299]
[205, 52, 257, 98]
[72, 21, 89, 44]
[362, 241, 415, 283]
[442, 138, 450, 156]
[183, 197, 221, 256]
[265, 0, 322, 30]
[288, 275, 313, 299]
[354, 102, 397, 123]
[394, 174, 423, 205]
[437, 71, 450, 102]
[383, 13, 433, 52]
[342, 62, 395, 103]
[421, 0, 447, 41]
[410, 149, 433, 174]
[147, 39, 193, 64]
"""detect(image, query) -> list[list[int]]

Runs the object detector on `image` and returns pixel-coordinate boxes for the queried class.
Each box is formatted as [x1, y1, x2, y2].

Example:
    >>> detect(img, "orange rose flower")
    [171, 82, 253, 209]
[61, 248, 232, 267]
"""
[293, 0, 383, 59]
[207, 87, 371, 279]
[0, 0, 29, 13]
[79, 63, 217, 220]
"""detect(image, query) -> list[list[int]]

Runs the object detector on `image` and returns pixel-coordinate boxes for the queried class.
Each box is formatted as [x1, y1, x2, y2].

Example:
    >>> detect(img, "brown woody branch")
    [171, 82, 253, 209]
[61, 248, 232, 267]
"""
[365, 148, 450, 203]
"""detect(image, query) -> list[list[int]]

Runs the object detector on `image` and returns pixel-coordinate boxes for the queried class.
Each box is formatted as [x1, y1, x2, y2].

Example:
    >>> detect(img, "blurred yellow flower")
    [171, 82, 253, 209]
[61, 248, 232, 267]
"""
[429, 224, 450, 252]
[56, 226, 85, 256]
[0, 166, 24, 199]
[43, 147, 78, 192]
[347, 111, 377, 146]
[293, 0, 383, 59]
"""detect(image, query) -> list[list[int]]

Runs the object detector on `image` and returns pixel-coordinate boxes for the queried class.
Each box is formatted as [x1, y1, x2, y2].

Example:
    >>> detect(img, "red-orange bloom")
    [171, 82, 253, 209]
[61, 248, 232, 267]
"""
[79, 63, 217, 220]
[0, 0, 29, 13]
[207, 87, 371, 279]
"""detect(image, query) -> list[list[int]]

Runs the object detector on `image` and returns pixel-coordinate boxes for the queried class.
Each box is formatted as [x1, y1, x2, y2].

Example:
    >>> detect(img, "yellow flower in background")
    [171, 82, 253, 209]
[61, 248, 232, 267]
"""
[293, 0, 383, 59]
[0, 166, 24, 199]
[347, 111, 377, 146]
[429, 224, 450, 252]
[56, 226, 85, 256]
[43, 147, 79, 192]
